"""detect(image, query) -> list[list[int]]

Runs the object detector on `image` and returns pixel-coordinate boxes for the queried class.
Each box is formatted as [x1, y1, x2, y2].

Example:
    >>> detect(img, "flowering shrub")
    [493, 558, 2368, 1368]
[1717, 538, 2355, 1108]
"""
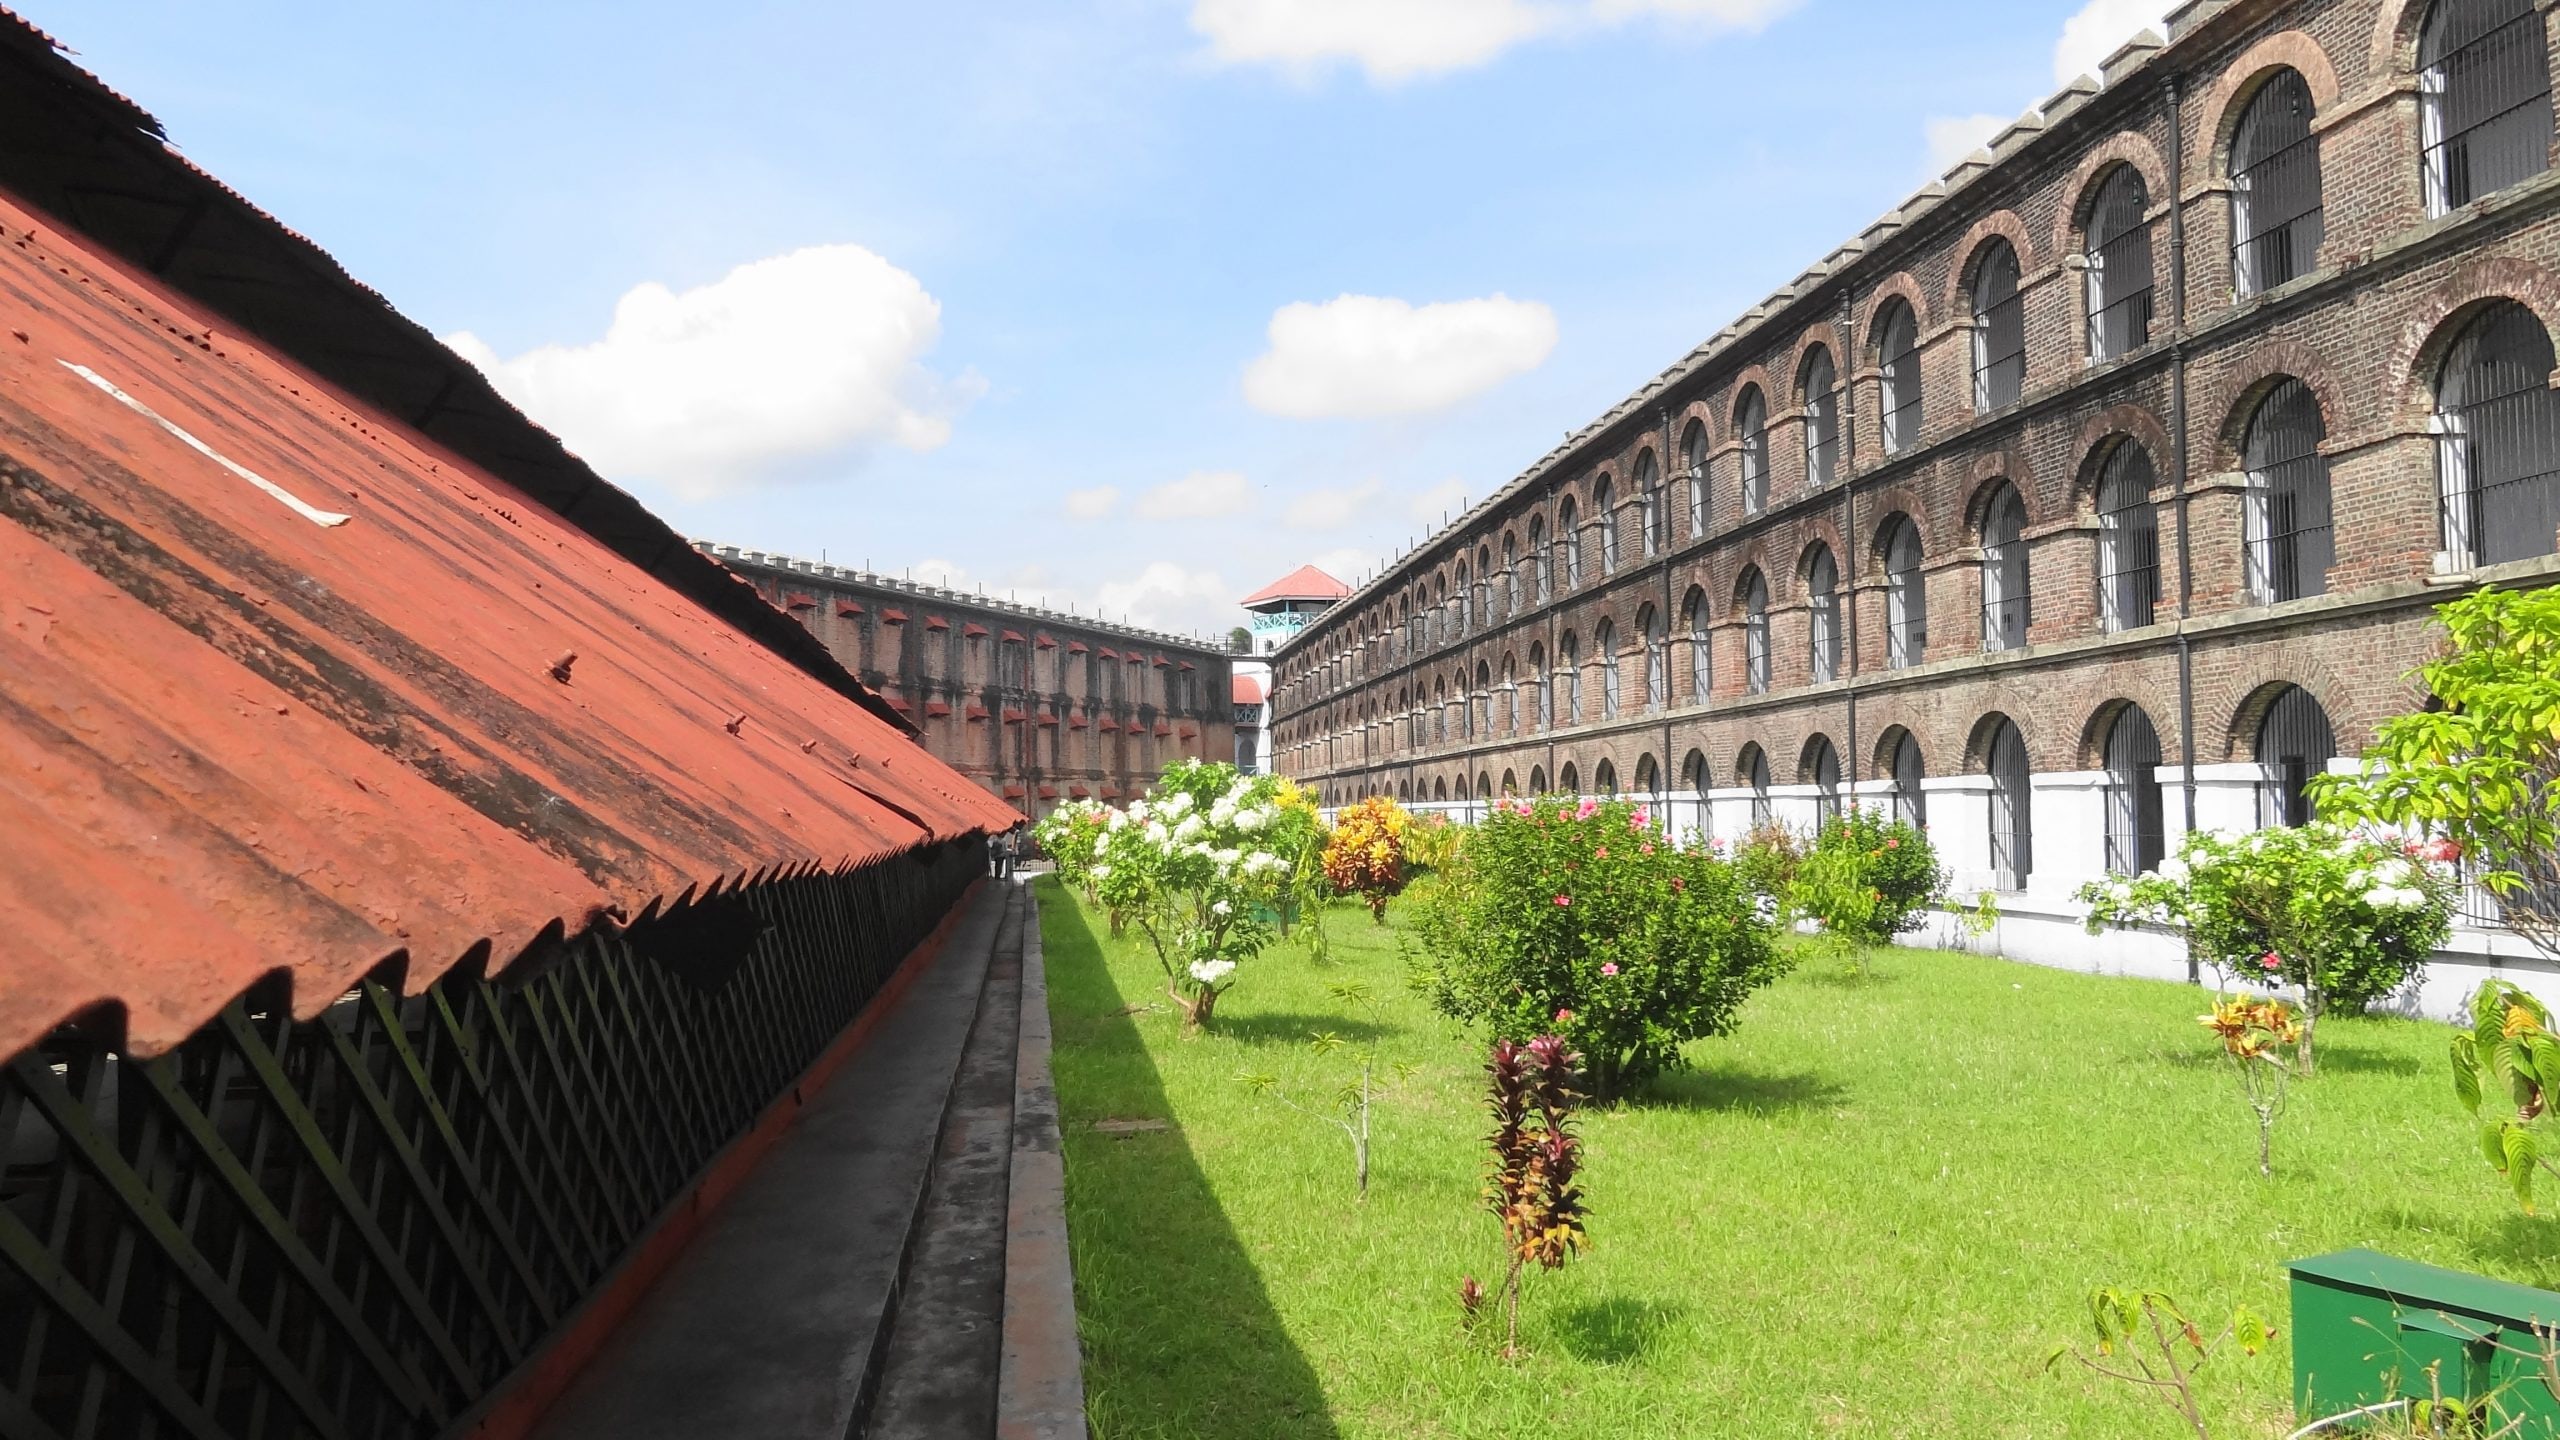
[1412, 795, 1784, 1100]
[2452, 979, 2560, 1212]
[1324, 796, 1412, 922]
[1090, 760, 1295, 1029]
[1032, 799, 1110, 893]
[2079, 824, 2456, 1070]
[1732, 822, 1806, 910]
[2200, 994, 2303, 1176]
[1787, 809, 1947, 961]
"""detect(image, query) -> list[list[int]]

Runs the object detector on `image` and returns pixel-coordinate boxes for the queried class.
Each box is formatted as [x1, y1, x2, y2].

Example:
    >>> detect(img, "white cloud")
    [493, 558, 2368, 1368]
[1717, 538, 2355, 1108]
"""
[1064, 485, 1121, 521]
[1285, 479, 1385, 531]
[1308, 545, 1381, 587]
[1190, 0, 1795, 85]
[1244, 294, 1557, 419]
[444, 244, 966, 500]
[1094, 561, 1237, 632]
[911, 557, 974, 589]
[1135, 469, 1254, 520]
[1923, 113, 2007, 174]
[2052, 0, 2168, 85]
[1409, 477, 1468, 525]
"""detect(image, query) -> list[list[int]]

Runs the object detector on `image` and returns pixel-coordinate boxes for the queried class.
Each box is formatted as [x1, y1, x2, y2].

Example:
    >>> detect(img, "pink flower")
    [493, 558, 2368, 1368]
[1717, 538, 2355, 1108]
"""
[1554, 894, 1572, 907]
[1640, 843, 1655, 856]
[1555, 1008, 1575, 1023]
[1600, 962, 1619, 976]
[1885, 838, 1900, 850]
[1596, 846, 1610, 859]
[1576, 799, 1600, 820]
[1631, 808, 1651, 828]
[2419, 838, 2464, 863]
[1670, 877, 1686, 892]
[2259, 951, 2283, 972]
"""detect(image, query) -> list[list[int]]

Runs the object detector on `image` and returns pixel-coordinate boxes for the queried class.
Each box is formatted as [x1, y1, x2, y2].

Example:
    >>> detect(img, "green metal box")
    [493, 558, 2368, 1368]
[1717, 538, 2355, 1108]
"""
[2288, 1249, 2560, 1433]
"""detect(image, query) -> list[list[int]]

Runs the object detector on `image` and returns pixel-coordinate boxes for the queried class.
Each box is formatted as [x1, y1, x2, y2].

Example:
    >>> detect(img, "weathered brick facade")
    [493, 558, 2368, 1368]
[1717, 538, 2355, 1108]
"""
[703, 544, 1236, 819]
[1268, 0, 2560, 967]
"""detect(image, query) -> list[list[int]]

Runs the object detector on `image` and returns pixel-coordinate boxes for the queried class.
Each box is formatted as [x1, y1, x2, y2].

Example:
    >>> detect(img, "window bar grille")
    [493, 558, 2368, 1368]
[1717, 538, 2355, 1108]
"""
[1973, 247, 2026, 412]
[2244, 379, 2334, 602]
[2441, 305, 2560, 568]
[2423, 0, 2554, 214]
[2231, 71, 2323, 296]
[1878, 308, 1921, 455]
[2085, 173, 2154, 361]
[2102, 708, 2166, 876]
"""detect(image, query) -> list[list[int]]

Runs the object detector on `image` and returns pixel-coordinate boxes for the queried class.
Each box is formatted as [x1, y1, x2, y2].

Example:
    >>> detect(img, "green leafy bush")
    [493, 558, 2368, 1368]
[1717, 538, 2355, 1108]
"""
[1732, 822, 1805, 910]
[1410, 795, 1784, 1100]
[1787, 809, 1947, 954]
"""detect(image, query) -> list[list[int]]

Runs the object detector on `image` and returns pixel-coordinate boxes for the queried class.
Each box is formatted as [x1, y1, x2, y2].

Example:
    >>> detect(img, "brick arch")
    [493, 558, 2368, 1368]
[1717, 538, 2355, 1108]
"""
[1960, 708, 2027, 772]
[1960, 441, 2039, 525]
[1729, 544, 1776, 605]
[2050, 132, 2172, 256]
[1867, 718, 1932, 780]
[2071, 404, 2176, 505]
[1672, 399, 1719, 453]
[1794, 520, 1846, 582]
[2221, 669, 2358, 762]
[2201, 338, 2354, 470]
[2387, 257, 2560, 422]
[1796, 731, 1843, 782]
[1860, 272, 1931, 343]
[2369, 0, 2466, 74]
[1727, 365, 1777, 423]
[1945, 210, 2037, 317]
[1784, 320, 1847, 397]
[2075, 695, 2182, 771]
[1863, 484, 1936, 559]
[2196, 31, 2345, 177]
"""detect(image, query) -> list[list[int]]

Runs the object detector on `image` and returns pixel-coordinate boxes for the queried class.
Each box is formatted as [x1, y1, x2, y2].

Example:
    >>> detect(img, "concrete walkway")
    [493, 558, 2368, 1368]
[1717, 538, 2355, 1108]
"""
[530, 879, 1084, 1440]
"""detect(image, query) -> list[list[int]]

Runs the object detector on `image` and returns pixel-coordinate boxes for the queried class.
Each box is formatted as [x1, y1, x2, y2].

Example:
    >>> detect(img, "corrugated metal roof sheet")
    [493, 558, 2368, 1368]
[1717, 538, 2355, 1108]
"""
[0, 180, 1017, 1063]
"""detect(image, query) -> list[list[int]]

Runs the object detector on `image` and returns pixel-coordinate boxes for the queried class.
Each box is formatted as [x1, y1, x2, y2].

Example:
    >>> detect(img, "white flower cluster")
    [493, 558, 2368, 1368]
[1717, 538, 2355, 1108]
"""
[1188, 958, 1236, 986]
[2350, 856, 2431, 911]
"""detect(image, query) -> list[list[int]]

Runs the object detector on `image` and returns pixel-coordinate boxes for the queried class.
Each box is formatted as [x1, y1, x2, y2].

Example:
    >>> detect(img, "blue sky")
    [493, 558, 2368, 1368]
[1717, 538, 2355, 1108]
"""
[25, 0, 2166, 638]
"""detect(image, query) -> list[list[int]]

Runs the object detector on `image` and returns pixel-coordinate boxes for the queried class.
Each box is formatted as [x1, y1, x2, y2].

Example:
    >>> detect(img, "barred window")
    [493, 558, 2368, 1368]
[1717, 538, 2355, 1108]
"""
[1972, 240, 2027, 412]
[1887, 728, 1927, 827]
[1641, 604, 1668, 712]
[1876, 300, 1922, 455]
[1530, 516, 1551, 603]
[1683, 751, 1711, 827]
[1737, 386, 1770, 514]
[1806, 545, 1840, 683]
[1558, 497, 1583, 589]
[2257, 684, 2337, 828]
[1742, 569, 1772, 694]
[2244, 378, 2335, 602]
[1635, 754, 1660, 801]
[2231, 69, 2324, 296]
[1801, 345, 1840, 488]
[1684, 587, 1712, 701]
[1597, 619, 1621, 719]
[2084, 166, 2155, 361]
[2095, 443, 2161, 632]
[1502, 533, 1520, 616]
[1682, 419, 1711, 538]
[1561, 762, 1581, 796]
[1559, 632, 1582, 723]
[2436, 300, 2560, 567]
[1987, 717, 2033, 891]
[1743, 743, 1773, 828]
[1986, 486, 2027, 655]
[1502, 655, 1518, 732]
[1882, 514, 1927, 669]
[1475, 662, 1492, 736]
[1528, 643, 1548, 731]
[1530, 765, 1549, 795]
[1805, 735, 1842, 827]
[1595, 759, 1619, 796]
[2101, 704, 2166, 876]
[1636, 451, 1662, 557]
[1596, 479, 1620, 573]
[2421, 0, 2554, 215]
[1454, 562, 1471, 636]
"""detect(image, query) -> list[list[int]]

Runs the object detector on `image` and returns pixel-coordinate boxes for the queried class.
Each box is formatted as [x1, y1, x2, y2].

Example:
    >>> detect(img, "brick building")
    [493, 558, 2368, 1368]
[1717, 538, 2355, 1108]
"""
[1269, 0, 2560, 1012]
[704, 543, 1237, 817]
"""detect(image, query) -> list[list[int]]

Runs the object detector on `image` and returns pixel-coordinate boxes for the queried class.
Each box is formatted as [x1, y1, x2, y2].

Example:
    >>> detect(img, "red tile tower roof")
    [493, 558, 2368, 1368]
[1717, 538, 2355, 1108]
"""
[1241, 565, 1351, 608]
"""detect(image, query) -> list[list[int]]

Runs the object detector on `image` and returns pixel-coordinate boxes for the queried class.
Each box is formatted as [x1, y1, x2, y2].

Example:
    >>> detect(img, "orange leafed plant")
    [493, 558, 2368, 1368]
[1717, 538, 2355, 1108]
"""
[1324, 796, 1412, 922]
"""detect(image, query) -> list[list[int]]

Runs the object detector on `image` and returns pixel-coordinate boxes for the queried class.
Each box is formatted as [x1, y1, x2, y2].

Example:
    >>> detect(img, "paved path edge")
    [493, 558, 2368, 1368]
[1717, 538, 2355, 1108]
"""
[998, 879, 1087, 1440]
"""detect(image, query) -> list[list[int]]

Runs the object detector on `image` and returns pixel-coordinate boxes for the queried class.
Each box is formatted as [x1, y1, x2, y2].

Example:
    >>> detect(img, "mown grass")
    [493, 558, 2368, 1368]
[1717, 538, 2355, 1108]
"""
[1039, 875, 2555, 1439]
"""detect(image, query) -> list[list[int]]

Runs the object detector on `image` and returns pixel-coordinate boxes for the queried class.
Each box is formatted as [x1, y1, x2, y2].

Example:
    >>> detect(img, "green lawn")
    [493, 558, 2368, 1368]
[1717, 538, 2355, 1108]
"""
[1038, 876, 2553, 1439]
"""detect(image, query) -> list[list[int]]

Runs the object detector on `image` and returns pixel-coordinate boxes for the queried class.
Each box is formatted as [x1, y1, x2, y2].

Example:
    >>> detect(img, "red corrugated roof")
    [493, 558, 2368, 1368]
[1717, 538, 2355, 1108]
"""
[0, 179, 1015, 1062]
[834, 599, 863, 618]
[1241, 564, 1350, 607]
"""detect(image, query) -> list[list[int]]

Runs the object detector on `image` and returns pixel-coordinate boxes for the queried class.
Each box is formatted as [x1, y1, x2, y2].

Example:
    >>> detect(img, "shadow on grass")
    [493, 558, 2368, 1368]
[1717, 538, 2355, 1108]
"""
[2310, 1041, 2423, 1077]
[1546, 1296, 1689, 1364]
[1037, 880, 1342, 1440]
[1208, 1011, 1398, 1047]
[1631, 1065, 1847, 1115]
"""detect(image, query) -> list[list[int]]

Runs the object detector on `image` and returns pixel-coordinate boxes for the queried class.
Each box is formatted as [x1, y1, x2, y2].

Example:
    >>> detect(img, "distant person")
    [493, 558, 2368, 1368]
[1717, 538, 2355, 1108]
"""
[994, 824, 1019, 881]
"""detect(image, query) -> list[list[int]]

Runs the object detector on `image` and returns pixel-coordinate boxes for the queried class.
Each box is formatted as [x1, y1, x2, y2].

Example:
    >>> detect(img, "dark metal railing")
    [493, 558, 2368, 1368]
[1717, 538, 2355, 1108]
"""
[0, 839, 984, 1440]
[2424, 1, 2554, 213]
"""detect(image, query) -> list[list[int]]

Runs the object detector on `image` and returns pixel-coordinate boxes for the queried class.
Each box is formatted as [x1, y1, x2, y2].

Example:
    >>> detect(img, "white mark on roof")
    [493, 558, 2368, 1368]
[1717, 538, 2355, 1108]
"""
[60, 361, 353, 527]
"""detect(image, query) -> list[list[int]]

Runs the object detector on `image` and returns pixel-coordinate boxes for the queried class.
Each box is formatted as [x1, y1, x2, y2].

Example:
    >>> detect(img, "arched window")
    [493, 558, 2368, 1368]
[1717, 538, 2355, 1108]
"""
[1454, 562, 1471, 636]
[1433, 680, 1447, 742]
[1875, 300, 1922, 455]
[1640, 605, 1667, 712]
[1987, 717, 2033, 891]
[1475, 661, 1492, 736]
[1558, 497, 1583, 590]
[1742, 570, 1772, 694]
[1435, 777, 1449, 802]
[1742, 744, 1773, 828]
[1801, 346, 1840, 488]
[2095, 442, 2160, 632]
[1805, 736, 1843, 827]
[1683, 587, 1711, 701]
[1886, 729, 1927, 827]
[2231, 69, 2324, 296]
[2257, 684, 2338, 827]
[1636, 451, 1662, 557]
[1560, 761, 1581, 796]
[1502, 533, 1520, 617]
[1980, 483, 2030, 651]
[1501, 654, 1519, 733]
[2436, 300, 2560, 566]
[1806, 546, 1840, 683]
[1972, 240, 2027, 412]
[1528, 642, 1548, 731]
[1559, 632, 1582, 724]
[1683, 748, 1710, 797]
[2422, 0, 2554, 215]
[2084, 165, 2155, 361]
[1682, 420, 1710, 539]
[2101, 704, 2166, 876]
[1596, 479, 1620, 573]
[1529, 516, 1550, 604]
[1475, 546, 1492, 628]
[1635, 753, 1661, 799]
[1737, 387, 1770, 514]
[1530, 765, 1549, 795]
[1881, 514, 1926, 669]
[1597, 619, 1621, 719]
[1595, 759, 1620, 796]
[2244, 378, 2335, 602]
[1501, 768, 1519, 795]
